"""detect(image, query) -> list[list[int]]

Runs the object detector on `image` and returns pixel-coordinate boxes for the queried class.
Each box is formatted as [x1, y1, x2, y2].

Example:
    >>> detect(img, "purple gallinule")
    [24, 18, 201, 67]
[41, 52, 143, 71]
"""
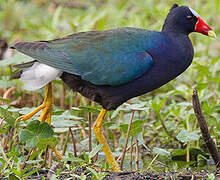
[12, 4, 215, 171]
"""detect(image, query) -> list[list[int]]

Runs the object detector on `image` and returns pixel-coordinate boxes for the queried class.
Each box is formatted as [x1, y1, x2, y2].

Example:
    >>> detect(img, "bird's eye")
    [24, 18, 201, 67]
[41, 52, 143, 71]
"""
[187, 15, 193, 20]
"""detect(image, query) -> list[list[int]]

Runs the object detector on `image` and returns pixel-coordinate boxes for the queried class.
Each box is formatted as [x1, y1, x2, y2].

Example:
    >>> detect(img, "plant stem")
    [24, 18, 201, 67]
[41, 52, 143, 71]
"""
[147, 154, 159, 169]
[119, 111, 134, 170]
[77, 124, 87, 139]
[157, 113, 179, 142]
[130, 136, 134, 171]
[21, 148, 34, 169]
[186, 117, 190, 163]
[48, 149, 53, 168]
[60, 84, 65, 108]
[186, 142, 190, 163]
[42, 145, 49, 168]
[88, 112, 92, 152]
[62, 130, 70, 155]
[69, 127, 77, 157]
[135, 138, 139, 171]
[117, 141, 137, 161]
[192, 88, 220, 168]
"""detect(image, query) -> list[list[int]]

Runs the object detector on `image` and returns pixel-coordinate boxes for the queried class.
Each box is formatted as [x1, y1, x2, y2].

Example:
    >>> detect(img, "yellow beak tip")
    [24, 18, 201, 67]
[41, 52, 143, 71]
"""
[208, 30, 216, 38]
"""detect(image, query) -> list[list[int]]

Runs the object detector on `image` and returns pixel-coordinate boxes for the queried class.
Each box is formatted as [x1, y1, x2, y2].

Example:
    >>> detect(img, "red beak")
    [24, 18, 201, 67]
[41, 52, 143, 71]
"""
[195, 17, 216, 38]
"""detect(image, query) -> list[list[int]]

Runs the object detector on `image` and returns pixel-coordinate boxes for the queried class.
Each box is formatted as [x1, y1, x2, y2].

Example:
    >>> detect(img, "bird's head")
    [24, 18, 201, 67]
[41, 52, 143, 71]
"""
[162, 4, 216, 38]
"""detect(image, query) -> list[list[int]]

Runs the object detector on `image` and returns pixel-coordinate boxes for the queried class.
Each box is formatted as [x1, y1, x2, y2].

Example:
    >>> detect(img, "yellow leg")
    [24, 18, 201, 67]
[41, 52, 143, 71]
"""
[15, 83, 62, 160]
[14, 83, 53, 126]
[37, 83, 62, 159]
[38, 83, 53, 124]
[14, 104, 45, 126]
[93, 109, 120, 171]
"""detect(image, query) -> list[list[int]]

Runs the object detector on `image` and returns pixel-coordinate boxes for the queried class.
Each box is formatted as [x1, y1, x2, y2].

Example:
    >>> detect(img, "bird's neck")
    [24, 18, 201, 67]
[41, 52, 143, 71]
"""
[162, 21, 190, 35]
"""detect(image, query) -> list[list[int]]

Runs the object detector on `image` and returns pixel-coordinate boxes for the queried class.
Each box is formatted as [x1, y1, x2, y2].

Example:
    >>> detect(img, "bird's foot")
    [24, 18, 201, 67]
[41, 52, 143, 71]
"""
[53, 147, 62, 160]
[38, 98, 53, 124]
[15, 83, 62, 160]
[14, 103, 46, 126]
[14, 83, 53, 126]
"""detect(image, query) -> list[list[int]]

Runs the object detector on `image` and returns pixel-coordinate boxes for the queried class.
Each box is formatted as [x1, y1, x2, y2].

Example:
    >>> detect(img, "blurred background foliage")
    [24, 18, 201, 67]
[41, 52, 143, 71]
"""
[0, 0, 219, 176]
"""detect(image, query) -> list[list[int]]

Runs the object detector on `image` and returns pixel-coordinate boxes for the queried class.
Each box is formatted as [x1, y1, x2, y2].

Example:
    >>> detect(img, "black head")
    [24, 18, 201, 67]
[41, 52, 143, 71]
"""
[162, 4, 215, 37]
[0, 39, 8, 60]
[170, 3, 179, 10]
[0, 39, 8, 50]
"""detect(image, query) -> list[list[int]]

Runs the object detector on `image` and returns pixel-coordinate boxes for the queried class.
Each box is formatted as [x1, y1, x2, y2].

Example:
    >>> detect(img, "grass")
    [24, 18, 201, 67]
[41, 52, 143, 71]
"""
[0, 0, 219, 179]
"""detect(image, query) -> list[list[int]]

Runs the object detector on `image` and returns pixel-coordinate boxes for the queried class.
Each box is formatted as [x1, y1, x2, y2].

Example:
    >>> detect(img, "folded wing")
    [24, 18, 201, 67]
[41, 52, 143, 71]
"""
[14, 27, 155, 86]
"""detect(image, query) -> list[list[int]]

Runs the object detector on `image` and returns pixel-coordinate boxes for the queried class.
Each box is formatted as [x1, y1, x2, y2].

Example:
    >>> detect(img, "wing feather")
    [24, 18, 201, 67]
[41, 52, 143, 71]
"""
[14, 27, 157, 86]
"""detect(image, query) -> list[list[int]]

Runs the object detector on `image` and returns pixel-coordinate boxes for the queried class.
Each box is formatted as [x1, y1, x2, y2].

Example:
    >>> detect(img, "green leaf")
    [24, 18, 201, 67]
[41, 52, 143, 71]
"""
[79, 106, 101, 114]
[0, 106, 15, 126]
[9, 168, 22, 178]
[89, 144, 103, 159]
[103, 122, 115, 128]
[164, 121, 176, 132]
[189, 147, 208, 156]
[176, 129, 200, 143]
[87, 167, 108, 180]
[196, 83, 208, 91]
[0, 97, 12, 103]
[86, 167, 99, 178]
[193, 62, 210, 76]
[153, 147, 170, 156]
[124, 102, 149, 111]
[66, 157, 84, 163]
[23, 168, 39, 178]
[171, 149, 186, 156]
[20, 130, 38, 148]
[62, 110, 83, 120]
[207, 173, 215, 180]
[19, 120, 54, 148]
[120, 124, 128, 133]
[9, 174, 19, 180]
[111, 107, 121, 119]
[177, 102, 192, 107]
[136, 133, 149, 150]
[37, 137, 58, 150]
[52, 118, 78, 128]
[0, 124, 10, 133]
[130, 120, 145, 136]
[52, 6, 62, 28]
[152, 97, 167, 114]
[120, 120, 145, 137]
[208, 77, 220, 83]
[71, 173, 87, 180]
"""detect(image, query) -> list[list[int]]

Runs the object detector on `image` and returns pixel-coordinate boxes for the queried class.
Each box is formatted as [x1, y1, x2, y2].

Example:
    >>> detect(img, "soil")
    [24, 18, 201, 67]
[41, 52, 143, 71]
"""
[2, 167, 220, 180]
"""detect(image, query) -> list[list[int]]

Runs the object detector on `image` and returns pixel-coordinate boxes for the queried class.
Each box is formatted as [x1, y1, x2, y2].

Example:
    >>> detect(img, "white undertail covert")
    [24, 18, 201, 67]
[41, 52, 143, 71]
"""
[20, 62, 62, 91]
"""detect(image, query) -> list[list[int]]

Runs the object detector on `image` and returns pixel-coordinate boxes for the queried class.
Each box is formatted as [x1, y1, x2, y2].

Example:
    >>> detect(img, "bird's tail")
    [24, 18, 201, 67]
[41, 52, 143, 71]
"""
[11, 61, 62, 91]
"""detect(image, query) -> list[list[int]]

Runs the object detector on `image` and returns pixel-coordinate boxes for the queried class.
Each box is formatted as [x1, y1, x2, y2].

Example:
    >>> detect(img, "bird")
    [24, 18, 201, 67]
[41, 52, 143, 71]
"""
[12, 4, 215, 171]
[0, 39, 11, 60]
